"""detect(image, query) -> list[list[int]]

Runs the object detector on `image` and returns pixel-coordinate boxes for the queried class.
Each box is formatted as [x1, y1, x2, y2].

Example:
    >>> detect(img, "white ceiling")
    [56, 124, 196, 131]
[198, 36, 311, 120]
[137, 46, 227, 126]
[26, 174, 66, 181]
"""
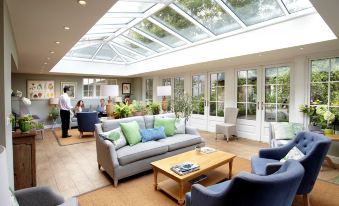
[8, 0, 339, 76]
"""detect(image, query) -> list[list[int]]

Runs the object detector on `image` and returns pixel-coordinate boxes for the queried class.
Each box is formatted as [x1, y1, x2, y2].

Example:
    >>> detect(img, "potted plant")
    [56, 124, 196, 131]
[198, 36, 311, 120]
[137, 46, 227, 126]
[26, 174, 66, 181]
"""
[147, 102, 160, 115]
[132, 100, 145, 116]
[298, 104, 320, 131]
[170, 92, 193, 122]
[316, 105, 335, 135]
[17, 115, 33, 133]
[9, 113, 15, 131]
[114, 102, 133, 119]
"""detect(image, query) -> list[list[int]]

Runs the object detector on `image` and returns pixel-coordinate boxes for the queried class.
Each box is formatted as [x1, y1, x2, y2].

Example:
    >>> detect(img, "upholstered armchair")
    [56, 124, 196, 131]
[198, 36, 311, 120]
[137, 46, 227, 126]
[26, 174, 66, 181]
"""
[215, 108, 239, 142]
[77, 112, 99, 138]
[269, 122, 304, 148]
[185, 160, 304, 206]
[251, 131, 331, 206]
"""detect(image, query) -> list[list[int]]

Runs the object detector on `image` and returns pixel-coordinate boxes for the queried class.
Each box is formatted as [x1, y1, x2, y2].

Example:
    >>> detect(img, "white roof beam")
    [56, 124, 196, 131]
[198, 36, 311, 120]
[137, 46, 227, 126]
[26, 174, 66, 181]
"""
[111, 42, 146, 58]
[91, 43, 104, 61]
[276, 0, 290, 16]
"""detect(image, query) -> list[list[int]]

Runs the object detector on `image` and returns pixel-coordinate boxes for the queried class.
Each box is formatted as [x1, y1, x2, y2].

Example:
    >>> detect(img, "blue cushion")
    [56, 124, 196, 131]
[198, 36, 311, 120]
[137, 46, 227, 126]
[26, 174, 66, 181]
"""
[140, 127, 166, 143]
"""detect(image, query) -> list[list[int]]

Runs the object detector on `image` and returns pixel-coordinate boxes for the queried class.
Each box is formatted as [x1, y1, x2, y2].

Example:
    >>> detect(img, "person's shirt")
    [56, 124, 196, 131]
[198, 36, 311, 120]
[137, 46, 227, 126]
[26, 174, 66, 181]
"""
[74, 106, 82, 113]
[96, 105, 106, 113]
[59, 93, 72, 110]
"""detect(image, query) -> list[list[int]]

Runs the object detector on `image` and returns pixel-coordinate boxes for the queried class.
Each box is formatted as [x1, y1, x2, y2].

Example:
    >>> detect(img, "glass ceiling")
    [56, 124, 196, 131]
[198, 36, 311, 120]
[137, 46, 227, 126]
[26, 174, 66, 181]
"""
[65, 0, 314, 64]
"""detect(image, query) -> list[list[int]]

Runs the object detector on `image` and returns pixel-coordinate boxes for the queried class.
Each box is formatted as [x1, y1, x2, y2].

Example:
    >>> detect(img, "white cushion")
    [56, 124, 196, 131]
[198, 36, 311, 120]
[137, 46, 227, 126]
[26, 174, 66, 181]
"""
[280, 146, 305, 162]
[271, 122, 294, 140]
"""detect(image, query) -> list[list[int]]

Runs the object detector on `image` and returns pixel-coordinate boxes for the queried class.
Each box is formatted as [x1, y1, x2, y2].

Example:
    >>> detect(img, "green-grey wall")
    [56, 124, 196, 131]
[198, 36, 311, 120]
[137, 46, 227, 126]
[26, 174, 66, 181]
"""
[11, 73, 142, 123]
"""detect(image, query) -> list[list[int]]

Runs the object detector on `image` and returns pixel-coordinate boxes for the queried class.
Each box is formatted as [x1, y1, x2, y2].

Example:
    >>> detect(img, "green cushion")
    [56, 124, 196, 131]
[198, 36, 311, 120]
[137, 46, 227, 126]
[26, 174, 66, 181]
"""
[154, 117, 176, 137]
[120, 121, 142, 146]
[99, 127, 127, 150]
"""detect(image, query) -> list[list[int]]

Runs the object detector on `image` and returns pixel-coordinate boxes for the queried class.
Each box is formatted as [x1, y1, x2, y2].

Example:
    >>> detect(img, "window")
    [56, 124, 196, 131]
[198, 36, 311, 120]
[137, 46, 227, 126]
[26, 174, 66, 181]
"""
[83, 78, 117, 98]
[145, 78, 153, 103]
[210, 73, 225, 117]
[310, 57, 339, 116]
[174, 76, 184, 97]
[264, 66, 290, 122]
[192, 75, 205, 115]
[237, 69, 257, 120]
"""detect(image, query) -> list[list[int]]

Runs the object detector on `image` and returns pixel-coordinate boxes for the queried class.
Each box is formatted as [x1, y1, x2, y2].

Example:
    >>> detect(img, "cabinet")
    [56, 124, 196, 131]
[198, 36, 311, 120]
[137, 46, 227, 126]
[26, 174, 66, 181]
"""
[12, 130, 36, 190]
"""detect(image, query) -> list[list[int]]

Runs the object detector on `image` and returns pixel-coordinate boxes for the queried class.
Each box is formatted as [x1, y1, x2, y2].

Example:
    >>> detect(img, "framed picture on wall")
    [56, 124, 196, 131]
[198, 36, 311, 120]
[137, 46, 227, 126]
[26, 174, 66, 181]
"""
[27, 80, 55, 100]
[122, 83, 131, 94]
[60, 82, 77, 98]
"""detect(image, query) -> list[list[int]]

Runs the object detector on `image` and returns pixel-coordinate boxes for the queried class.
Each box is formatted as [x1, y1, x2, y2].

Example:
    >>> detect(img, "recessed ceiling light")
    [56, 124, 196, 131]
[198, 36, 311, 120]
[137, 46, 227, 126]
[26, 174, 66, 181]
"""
[78, 0, 87, 6]
[64, 26, 70, 30]
[50, 51, 55, 54]
[55, 41, 61, 44]
[44, 62, 48, 65]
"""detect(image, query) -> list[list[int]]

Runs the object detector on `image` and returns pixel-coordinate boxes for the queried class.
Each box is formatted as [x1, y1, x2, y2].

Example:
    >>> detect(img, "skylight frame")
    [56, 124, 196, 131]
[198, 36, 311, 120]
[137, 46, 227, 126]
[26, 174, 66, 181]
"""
[65, 0, 316, 65]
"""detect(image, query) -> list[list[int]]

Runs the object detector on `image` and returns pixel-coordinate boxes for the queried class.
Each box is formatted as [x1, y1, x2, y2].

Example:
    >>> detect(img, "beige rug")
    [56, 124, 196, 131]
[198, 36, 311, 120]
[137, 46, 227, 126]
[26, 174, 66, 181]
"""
[53, 128, 95, 146]
[78, 157, 339, 206]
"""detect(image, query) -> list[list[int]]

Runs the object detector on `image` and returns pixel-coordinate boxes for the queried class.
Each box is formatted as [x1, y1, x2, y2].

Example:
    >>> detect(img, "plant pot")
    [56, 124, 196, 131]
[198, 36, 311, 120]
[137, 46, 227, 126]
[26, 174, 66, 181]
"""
[133, 111, 144, 116]
[19, 121, 31, 133]
[323, 128, 334, 136]
[308, 124, 322, 132]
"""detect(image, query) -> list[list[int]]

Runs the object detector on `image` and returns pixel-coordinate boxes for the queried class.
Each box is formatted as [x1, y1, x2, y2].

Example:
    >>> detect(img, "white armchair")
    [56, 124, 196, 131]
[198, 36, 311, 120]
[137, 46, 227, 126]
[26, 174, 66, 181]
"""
[215, 108, 239, 142]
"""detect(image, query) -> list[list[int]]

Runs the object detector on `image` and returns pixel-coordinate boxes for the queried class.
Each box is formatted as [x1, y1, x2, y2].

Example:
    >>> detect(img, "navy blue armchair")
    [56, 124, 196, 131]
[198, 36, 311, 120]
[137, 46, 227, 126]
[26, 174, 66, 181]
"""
[77, 112, 99, 138]
[251, 131, 331, 206]
[185, 160, 304, 206]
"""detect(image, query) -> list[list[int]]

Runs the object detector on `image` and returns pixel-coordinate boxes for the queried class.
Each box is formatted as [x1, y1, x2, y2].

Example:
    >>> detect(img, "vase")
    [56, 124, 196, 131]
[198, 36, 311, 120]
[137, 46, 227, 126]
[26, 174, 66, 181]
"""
[323, 128, 334, 136]
[19, 121, 31, 133]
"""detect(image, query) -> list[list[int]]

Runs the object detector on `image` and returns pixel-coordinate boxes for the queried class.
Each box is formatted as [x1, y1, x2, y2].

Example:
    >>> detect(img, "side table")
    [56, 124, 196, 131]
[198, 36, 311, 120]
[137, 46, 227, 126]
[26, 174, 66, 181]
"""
[325, 134, 339, 169]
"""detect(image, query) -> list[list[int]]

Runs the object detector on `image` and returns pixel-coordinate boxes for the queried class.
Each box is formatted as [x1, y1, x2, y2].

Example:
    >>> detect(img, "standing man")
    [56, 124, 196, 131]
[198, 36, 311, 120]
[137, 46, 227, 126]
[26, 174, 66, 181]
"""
[59, 86, 72, 138]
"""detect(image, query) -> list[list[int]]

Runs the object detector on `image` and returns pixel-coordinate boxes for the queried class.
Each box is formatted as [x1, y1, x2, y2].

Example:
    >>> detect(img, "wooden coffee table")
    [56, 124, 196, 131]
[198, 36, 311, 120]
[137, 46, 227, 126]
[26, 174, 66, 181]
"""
[151, 150, 236, 205]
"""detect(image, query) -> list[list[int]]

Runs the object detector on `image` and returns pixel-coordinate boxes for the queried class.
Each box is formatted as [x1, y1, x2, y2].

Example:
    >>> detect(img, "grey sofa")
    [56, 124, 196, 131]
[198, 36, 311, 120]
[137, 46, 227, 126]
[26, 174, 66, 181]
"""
[95, 113, 204, 187]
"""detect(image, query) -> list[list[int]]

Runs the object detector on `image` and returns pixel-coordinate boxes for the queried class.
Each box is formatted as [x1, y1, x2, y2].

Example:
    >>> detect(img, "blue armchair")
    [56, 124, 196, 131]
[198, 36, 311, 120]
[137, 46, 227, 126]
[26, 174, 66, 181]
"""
[251, 131, 331, 206]
[185, 160, 304, 206]
[77, 112, 99, 138]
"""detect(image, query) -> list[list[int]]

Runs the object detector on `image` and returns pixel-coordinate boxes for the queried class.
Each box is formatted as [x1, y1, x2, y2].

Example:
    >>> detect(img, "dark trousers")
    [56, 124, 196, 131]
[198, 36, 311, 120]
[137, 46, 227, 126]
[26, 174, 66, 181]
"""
[60, 109, 70, 137]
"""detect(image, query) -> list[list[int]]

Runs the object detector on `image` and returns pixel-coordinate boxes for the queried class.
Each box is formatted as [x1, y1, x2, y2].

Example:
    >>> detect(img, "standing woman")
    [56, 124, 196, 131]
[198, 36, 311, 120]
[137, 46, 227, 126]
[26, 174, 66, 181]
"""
[59, 86, 72, 138]
[75, 100, 85, 114]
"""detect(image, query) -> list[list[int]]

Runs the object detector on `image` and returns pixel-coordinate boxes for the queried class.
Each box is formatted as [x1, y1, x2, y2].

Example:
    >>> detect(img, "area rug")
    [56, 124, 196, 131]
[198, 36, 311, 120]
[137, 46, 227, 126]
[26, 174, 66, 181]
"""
[53, 128, 95, 146]
[77, 157, 339, 206]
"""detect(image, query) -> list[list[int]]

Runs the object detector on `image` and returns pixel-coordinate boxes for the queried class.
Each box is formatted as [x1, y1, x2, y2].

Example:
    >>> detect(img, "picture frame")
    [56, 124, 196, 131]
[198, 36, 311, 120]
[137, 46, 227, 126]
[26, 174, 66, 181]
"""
[122, 83, 131, 94]
[27, 80, 55, 100]
[60, 82, 77, 98]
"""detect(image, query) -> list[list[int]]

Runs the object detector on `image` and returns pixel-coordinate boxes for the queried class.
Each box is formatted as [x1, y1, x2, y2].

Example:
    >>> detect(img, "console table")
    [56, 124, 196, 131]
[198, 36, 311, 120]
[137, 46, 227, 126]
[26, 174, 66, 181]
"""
[325, 134, 339, 169]
[12, 130, 37, 190]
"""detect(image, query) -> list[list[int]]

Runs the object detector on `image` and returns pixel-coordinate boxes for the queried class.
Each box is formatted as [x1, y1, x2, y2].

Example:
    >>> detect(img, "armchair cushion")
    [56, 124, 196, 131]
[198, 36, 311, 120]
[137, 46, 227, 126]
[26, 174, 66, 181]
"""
[280, 146, 304, 162]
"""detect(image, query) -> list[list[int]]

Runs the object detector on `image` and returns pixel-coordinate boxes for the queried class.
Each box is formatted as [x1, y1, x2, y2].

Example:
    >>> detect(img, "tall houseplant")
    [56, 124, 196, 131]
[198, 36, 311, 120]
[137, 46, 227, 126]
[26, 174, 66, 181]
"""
[170, 92, 193, 122]
[132, 100, 145, 116]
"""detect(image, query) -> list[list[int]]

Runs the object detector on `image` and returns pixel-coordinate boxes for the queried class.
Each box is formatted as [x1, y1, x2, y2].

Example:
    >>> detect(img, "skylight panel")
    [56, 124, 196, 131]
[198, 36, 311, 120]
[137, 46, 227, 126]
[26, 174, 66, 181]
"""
[93, 44, 117, 61]
[174, 0, 241, 35]
[81, 33, 113, 41]
[123, 30, 168, 52]
[108, 1, 155, 13]
[112, 43, 144, 60]
[223, 0, 285, 26]
[113, 36, 155, 56]
[96, 17, 134, 25]
[72, 44, 101, 59]
[153, 7, 210, 42]
[135, 19, 187, 48]
[282, 0, 313, 13]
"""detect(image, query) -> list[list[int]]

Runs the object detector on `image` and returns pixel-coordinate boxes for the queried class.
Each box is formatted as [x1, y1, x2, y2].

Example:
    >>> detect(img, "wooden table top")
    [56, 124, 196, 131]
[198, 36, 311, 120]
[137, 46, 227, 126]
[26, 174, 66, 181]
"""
[326, 134, 339, 142]
[151, 150, 236, 181]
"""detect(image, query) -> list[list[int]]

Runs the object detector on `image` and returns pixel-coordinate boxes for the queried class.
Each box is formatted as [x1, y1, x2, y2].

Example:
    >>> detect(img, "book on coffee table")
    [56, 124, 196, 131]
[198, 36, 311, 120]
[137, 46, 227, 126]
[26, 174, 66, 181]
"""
[171, 162, 200, 176]
[200, 147, 216, 154]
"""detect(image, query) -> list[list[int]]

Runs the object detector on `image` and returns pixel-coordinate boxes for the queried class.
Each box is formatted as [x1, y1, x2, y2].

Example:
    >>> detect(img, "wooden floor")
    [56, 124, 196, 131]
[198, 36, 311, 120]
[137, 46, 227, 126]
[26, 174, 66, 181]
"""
[36, 129, 338, 200]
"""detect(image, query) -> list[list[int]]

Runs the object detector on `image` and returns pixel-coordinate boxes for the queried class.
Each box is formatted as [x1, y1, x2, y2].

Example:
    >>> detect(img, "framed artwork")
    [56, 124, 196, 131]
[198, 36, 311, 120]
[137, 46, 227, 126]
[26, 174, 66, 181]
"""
[27, 80, 55, 100]
[61, 82, 77, 98]
[122, 83, 131, 94]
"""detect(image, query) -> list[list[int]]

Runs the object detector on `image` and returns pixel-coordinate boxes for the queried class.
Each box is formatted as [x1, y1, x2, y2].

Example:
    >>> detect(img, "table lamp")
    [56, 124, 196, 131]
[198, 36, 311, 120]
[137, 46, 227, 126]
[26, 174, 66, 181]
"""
[49, 97, 59, 106]
[0, 146, 11, 206]
[100, 85, 119, 118]
[157, 86, 171, 112]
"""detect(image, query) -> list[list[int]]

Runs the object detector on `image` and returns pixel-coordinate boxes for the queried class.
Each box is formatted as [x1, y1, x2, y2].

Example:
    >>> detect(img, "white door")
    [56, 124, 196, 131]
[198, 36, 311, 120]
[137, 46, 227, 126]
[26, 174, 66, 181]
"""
[260, 66, 291, 142]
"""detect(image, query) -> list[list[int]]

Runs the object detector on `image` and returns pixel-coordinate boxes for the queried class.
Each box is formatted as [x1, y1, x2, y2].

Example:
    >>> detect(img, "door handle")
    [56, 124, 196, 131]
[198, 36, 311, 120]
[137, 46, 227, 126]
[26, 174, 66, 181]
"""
[261, 101, 264, 110]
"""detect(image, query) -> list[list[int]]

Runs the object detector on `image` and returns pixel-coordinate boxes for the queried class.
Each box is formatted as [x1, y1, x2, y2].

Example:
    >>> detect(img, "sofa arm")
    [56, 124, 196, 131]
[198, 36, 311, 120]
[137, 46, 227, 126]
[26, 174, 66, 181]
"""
[186, 126, 200, 135]
[15, 186, 64, 206]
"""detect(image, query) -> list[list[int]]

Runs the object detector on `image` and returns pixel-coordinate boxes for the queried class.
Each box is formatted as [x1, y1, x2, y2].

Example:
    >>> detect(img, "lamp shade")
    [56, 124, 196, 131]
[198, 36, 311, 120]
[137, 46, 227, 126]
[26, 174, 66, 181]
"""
[0, 146, 11, 206]
[157, 86, 171, 96]
[49, 97, 59, 105]
[100, 85, 119, 97]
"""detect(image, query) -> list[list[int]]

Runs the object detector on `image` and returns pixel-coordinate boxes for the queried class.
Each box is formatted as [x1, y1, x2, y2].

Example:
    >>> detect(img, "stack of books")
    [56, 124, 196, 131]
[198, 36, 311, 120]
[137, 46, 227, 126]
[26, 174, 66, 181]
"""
[171, 162, 200, 176]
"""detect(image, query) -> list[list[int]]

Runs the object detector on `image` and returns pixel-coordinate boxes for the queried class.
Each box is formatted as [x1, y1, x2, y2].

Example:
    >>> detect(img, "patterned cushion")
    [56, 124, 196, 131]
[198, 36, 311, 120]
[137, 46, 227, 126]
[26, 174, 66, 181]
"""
[271, 122, 294, 140]
[99, 127, 127, 150]
[280, 146, 305, 162]
[175, 118, 186, 134]
[140, 127, 166, 143]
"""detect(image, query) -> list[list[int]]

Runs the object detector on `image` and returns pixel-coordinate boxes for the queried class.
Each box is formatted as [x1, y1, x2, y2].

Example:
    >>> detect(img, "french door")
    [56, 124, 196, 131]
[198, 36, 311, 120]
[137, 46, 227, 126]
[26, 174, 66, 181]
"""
[189, 72, 225, 131]
[236, 66, 291, 142]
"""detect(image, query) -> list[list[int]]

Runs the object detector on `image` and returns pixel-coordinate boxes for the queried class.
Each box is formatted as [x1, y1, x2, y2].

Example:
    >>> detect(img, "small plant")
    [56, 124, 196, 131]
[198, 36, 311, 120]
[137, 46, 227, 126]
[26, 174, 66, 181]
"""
[17, 115, 33, 133]
[48, 107, 59, 121]
[32, 122, 44, 130]
[132, 100, 145, 116]
[114, 102, 133, 119]
[147, 102, 160, 115]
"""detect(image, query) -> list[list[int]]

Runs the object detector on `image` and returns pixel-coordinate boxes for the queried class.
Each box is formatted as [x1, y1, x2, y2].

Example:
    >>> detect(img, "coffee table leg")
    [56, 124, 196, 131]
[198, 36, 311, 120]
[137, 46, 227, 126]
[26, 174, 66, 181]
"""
[153, 168, 158, 190]
[229, 159, 233, 179]
[178, 181, 185, 206]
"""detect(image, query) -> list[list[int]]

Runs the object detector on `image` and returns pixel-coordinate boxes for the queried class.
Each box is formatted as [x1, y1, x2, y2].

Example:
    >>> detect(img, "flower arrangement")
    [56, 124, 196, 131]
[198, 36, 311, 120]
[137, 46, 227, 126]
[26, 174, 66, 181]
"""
[299, 104, 336, 131]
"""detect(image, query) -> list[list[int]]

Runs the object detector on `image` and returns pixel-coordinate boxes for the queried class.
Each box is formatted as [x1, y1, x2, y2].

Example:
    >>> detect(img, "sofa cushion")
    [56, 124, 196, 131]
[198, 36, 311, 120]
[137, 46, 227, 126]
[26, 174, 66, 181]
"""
[140, 127, 166, 143]
[144, 115, 154, 129]
[99, 127, 127, 150]
[117, 141, 168, 165]
[154, 117, 176, 137]
[102, 116, 146, 132]
[175, 118, 186, 134]
[157, 134, 202, 151]
[120, 121, 142, 146]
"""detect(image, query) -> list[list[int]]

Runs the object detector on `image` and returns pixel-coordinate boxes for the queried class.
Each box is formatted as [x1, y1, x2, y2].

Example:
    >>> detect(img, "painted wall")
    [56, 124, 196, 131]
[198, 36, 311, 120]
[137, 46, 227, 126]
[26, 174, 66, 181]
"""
[11, 73, 141, 123]
[0, 0, 18, 188]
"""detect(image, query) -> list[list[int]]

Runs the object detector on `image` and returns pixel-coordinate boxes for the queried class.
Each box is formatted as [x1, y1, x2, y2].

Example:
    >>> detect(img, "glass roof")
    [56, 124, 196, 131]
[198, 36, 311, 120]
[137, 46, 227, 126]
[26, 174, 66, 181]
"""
[64, 0, 315, 64]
